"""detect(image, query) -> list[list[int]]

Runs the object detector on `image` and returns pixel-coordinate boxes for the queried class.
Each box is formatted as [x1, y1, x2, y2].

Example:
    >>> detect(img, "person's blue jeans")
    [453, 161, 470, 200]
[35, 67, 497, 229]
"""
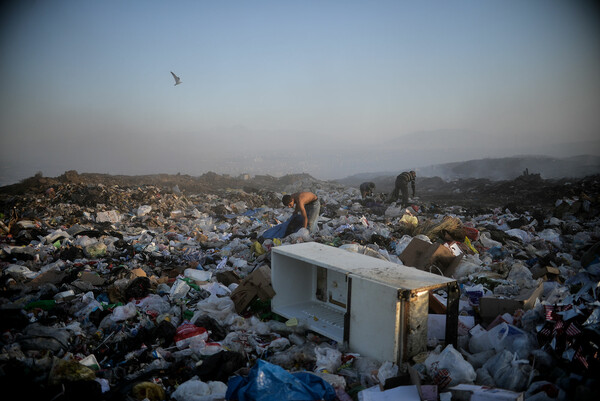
[305, 199, 321, 233]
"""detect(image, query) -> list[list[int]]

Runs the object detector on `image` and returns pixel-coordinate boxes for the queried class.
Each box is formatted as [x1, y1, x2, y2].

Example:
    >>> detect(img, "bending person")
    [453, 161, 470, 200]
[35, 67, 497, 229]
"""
[281, 191, 320, 233]
[389, 171, 416, 207]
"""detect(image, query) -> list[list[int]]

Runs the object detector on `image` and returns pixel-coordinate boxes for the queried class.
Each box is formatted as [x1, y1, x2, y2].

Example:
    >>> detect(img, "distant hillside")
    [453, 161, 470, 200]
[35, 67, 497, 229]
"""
[335, 155, 600, 188]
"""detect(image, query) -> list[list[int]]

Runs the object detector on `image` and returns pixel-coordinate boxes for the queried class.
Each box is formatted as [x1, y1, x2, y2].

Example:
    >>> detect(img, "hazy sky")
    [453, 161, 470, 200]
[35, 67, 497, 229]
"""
[1, 0, 599, 185]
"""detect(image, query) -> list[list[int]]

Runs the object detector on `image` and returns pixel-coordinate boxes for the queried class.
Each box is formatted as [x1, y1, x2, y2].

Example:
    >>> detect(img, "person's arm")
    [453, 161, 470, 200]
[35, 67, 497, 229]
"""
[411, 180, 416, 196]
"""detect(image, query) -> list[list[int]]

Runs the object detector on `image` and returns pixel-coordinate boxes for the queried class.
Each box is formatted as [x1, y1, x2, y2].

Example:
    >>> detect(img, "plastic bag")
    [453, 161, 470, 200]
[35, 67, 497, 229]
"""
[475, 367, 495, 387]
[314, 346, 342, 373]
[451, 256, 485, 279]
[392, 234, 415, 255]
[424, 344, 476, 389]
[482, 349, 532, 391]
[506, 263, 535, 288]
[184, 268, 212, 282]
[469, 322, 534, 359]
[460, 348, 496, 370]
[376, 361, 398, 386]
[192, 293, 236, 326]
[505, 228, 532, 243]
[226, 359, 336, 401]
[136, 205, 152, 216]
[135, 294, 171, 315]
[478, 231, 502, 248]
[171, 377, 227, 401]
[288, 227, 311, 242]
[112, 302, 137, 321]
[537, 228, 562, 247]
[399, 213, 418, 227]
[174, 322, 208, 349]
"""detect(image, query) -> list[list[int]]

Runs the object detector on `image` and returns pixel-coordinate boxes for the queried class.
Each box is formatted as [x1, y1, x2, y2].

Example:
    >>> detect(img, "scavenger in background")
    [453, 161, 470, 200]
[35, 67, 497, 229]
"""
[359, 182, 375, 199]
[389, 171, 416, 207]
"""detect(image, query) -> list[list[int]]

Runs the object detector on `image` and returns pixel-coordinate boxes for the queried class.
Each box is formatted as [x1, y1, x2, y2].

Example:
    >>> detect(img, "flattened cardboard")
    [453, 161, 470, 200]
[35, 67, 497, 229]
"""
[28, 269, 67, 288]
[479, 281, 543, 324]
[230, 265, 275, 314]
[399, 238, 463, 277]
[78, 271, 106, 285]
[216, 270, 241, 286]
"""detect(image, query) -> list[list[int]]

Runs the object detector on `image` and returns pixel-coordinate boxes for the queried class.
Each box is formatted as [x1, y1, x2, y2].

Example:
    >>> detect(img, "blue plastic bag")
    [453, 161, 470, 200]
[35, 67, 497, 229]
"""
[262, 214, 303, 239]
[226, 359, 336, 401]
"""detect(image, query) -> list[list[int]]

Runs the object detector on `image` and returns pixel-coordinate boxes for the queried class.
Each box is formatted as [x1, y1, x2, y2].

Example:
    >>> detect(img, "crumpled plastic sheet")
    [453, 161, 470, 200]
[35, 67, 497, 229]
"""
[225, 359, 336, 401]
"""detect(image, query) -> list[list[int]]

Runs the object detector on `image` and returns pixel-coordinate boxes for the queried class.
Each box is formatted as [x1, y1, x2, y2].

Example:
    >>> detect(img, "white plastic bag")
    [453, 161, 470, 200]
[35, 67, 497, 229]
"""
[478, 231, 502, 248]
[506, 263, 535, 288]
[112, 302, 137, 321]
[135, 294, 171, 314]
[505, 228, 532, 243]
[192, 293, 236, 326]
[136, 205, 152, 217]
[469, 322, 534, 359]
[171, 377, 227, 401]
[424, 344, 476, 389]
[537, 228, 562, 247]
[314, 346, 342, 373]
[482, 349, 532, 391]
[184, 268, 212, 282]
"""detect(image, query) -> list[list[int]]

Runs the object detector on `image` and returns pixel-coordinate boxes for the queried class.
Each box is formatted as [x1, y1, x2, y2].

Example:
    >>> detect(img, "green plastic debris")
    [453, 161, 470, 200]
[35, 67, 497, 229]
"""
[183, 309, 194, 320]
[181, 277, 200, 291]
[25, 300, 56, 311]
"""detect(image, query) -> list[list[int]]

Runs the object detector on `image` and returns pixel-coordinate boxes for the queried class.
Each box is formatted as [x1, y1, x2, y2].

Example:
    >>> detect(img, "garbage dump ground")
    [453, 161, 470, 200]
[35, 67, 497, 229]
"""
[1, 170, 599, 401]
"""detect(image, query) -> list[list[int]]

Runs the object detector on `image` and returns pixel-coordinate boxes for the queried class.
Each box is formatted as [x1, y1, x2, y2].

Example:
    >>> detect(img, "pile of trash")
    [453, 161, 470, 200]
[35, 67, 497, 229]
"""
[1, 175, 599, 400]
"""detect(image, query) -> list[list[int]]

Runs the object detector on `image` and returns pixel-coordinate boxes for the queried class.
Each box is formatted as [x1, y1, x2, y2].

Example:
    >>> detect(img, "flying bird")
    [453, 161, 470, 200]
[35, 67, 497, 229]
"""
[170, 71, 182, 86]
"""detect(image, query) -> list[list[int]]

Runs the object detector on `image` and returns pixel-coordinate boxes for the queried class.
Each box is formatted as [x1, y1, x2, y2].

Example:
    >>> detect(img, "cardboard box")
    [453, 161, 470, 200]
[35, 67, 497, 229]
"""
[446, 384, 523, 401]
[215, 270, 241, 286]
[399, 238, 463, 277]
[429, 291, 447, 314]
[478, 281, 543, 324]
[230, 265, 275, 314]
[531, 266, 561, 282]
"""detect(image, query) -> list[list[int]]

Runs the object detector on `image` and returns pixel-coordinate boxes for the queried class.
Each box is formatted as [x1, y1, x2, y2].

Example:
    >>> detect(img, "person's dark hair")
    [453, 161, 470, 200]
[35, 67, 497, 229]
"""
[282, 194, 292, 205]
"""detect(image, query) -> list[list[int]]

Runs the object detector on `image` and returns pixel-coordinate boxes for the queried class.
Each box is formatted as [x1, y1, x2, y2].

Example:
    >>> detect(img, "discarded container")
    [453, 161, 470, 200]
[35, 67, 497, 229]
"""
[54, 289, 76, 303]
[478, 281, 543, 324]
[271, 242, 460, 363]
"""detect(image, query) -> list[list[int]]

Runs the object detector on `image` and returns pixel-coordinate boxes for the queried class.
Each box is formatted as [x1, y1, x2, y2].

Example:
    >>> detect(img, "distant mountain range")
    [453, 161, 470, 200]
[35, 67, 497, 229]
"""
[334, 155, 600, 186]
